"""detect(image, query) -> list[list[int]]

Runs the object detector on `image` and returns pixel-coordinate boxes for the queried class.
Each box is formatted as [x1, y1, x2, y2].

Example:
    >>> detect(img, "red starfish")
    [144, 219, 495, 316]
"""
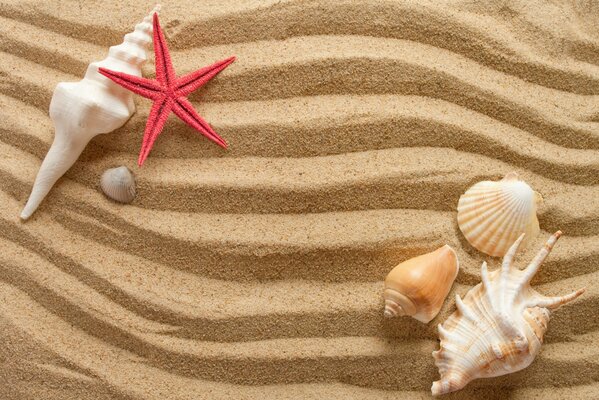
[99, 13, 234, 166]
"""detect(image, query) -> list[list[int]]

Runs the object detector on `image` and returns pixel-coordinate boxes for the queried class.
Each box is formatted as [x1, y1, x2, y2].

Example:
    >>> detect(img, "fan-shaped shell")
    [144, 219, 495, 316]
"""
[431, 232, 585, 396]
[100, 166, 136, 204]
[457, 172, 542, 257]
[383, 245, 459, 323]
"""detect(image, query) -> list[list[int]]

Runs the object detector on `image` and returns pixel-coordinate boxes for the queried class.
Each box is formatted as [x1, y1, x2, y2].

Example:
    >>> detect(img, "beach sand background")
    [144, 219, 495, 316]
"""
[0, 0, 598, 398]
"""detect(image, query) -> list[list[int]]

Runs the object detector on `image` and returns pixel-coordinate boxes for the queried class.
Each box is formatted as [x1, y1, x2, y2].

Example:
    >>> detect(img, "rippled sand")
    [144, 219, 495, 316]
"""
[0, 0, 598, 399]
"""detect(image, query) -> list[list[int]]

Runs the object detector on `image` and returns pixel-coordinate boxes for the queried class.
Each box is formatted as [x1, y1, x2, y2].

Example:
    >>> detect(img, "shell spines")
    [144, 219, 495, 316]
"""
[518, 231, 560, 289]
[431, 232, 585, 396]
[528, 288, 586, 309]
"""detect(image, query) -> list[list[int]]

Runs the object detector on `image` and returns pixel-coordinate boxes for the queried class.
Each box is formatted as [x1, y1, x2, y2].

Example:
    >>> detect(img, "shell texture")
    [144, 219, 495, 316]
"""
[383, 245, 459, 323]
[431, 232, 585, 396]
[101, 166, 136, 204]
[457, 172, 542, 257]
[20, 6, 159, 219]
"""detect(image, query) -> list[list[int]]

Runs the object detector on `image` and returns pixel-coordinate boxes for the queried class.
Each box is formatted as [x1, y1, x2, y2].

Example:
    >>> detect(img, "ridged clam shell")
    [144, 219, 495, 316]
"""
[457, 172, 542, 257]
[383, 245, 459, 323]
[100, 166, 136, 204]
[431, 232, 585, 396]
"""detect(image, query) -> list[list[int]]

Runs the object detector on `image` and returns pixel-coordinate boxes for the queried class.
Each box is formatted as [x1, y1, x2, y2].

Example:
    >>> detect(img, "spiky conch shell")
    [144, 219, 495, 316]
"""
[457, 172, 542, 257]
[100, 166, 136, 203]
[20, 5, 160, 220]
[383, 245, 459, 323]
[431, 232, 585, 396]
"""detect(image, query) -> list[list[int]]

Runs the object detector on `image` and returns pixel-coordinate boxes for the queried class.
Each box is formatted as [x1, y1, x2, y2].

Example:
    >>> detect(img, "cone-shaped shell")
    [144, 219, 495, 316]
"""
[20, 6, 159, 220]
[100, 166, 136, 203]
[457, 172, 542, 257]
[383, 245, 459, 323]
[431, 232, 585, 396]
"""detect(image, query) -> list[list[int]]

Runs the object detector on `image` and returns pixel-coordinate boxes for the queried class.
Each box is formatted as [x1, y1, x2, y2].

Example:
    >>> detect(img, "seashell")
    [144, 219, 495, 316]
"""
[20, 5, 160, 220]
[383, 245, 459, 323]
[457, 172, 542, 257]
[100, 166, 136, 203]
[431, 231, 585, 396]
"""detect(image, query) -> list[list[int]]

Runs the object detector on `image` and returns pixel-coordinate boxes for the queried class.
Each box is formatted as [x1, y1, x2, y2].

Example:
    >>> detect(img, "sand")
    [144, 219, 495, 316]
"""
[0, 0, 598, 398]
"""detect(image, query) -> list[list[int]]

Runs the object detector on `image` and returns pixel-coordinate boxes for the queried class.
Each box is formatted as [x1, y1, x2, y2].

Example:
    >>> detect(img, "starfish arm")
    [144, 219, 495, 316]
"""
[138, 97, 173, 166]
[176, 56, 236, 97]
[152, 13, 176, 87]
[172, 97, 228, 149]
[98, 68, 162, 99]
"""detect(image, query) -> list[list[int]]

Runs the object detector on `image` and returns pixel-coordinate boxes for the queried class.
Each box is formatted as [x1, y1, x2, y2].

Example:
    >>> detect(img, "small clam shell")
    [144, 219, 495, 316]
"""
[100, 166, 136, 203]
[457, 172, 542, 257]
[383, 245, 459, 323]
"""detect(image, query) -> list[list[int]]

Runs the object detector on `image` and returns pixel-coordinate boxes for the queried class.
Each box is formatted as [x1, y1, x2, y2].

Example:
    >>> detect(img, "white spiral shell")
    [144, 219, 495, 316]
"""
[20, 5, 159, 219]
[457, 172, 542, 257]
[431, 232, 585, 396]
[100, 166, 136, 204]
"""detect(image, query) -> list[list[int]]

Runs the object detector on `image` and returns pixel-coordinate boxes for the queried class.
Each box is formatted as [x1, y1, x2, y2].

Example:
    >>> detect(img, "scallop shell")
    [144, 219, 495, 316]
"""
[101, 166, 136, 204]
[383, 245, 459, 323]
[457, 172, 542, 257]
[20, 6, 159, 219]
[431, 232, 585, 396]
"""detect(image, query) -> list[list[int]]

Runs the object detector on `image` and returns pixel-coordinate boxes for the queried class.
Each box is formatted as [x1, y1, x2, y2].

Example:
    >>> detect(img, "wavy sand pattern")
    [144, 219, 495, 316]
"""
[0, 0, 598, 399]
